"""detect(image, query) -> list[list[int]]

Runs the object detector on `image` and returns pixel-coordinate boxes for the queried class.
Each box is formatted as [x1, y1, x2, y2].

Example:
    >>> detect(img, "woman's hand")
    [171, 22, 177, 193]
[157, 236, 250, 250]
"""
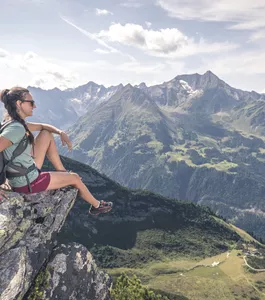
[59, 131, 73, 151]
[0, 189, 7, 201]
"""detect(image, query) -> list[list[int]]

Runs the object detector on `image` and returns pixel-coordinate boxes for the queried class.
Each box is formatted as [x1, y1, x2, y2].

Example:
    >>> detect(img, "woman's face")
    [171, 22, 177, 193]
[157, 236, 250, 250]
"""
[17, 92, 37, 118]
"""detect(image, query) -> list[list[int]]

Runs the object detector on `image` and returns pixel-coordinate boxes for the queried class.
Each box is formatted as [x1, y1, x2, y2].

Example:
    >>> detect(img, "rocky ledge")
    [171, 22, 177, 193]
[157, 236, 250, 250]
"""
[0, 187, 111, 300]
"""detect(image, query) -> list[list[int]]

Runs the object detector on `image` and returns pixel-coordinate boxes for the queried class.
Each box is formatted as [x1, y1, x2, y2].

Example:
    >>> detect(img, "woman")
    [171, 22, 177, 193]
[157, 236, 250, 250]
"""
[0, 87, 113, 216]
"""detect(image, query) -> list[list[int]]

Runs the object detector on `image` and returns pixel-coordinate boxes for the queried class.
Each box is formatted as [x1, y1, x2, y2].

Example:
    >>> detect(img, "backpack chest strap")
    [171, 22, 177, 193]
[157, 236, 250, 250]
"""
[6, 163, 37, 178]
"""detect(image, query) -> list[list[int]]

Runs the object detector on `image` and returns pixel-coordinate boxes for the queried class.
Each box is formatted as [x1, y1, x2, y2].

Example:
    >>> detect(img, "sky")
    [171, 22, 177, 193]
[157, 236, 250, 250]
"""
[1, 0, 265, 93]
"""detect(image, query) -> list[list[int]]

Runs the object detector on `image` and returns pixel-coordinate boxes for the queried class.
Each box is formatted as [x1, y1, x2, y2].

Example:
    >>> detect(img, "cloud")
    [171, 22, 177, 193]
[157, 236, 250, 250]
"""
[1, 50, 77, 89]
[97, 23, 239, 58]
[248, 29, 265, 42]
[157, 0, 265, 30]
[94, 48, 111, 54]
[120, 1, 143, 8]
[31, 77, 46, 86]
[145, 21, 152, 28]
[64, 57, 187, 88]
[95, 8, 113, 16]
[0, 48, 9, 58]
[19, 0, 46, 4]
[60, 16, 136, 61]
[116, 61, 167, 74]
[60, 15, 117, 53]
[29, 74, 74, 89]
[194, 50, 265, 77]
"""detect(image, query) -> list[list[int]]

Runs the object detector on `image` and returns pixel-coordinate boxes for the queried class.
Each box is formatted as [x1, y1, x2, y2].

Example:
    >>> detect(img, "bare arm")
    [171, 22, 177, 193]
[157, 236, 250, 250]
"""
[27, 122, 62, 135]
[0, 136, 12, 152]
[27, 122, 72, 151]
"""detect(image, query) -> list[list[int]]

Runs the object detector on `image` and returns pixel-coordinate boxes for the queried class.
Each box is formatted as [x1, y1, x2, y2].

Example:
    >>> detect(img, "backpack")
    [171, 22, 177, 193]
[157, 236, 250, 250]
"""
[0, 120, 36, 191]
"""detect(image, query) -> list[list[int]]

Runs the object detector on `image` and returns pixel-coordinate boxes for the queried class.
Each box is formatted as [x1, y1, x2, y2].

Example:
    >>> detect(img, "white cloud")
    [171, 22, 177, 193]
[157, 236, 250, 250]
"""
[60, 15, 117, 53]
[95, 8, 113, 16]
[248, 29, 265, 42]
[29, 74, 74, 89]
[19, 0, 46, 4]
[60, 16, 136, 61]
[0, 48, 9, 58]
[120, 1, 143, 8]
[116, 61, 167, 74]
[94, 48, 111, 54]
[1, 50, 77, 89]
[145, 21, 152, 28]
[97, 23, 239, 58]
[193, 50, 265, 77]
[157, 0, 265, 30]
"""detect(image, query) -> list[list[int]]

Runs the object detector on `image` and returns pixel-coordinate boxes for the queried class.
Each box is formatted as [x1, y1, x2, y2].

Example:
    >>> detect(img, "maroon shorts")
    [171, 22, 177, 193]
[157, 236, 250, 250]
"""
[12, 172, 51, 194]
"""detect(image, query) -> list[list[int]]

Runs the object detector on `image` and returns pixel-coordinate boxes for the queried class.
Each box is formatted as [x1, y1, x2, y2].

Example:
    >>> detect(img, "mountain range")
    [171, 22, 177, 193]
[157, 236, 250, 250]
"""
[55, 71, 265, 241]
[2, 71, 265, 242]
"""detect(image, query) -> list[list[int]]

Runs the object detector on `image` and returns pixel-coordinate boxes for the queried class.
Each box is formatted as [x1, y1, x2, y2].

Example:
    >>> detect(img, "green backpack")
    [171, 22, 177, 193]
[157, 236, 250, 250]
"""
[0, 120, 36, 192]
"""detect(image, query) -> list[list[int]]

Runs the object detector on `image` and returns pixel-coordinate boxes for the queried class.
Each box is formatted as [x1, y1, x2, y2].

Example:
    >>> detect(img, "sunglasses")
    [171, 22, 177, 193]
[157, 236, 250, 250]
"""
[21, 100, 35, 107]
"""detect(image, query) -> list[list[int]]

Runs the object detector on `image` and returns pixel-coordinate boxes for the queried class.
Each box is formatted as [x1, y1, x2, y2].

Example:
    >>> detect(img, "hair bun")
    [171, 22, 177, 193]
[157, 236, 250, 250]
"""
[0, 89, 10, 104]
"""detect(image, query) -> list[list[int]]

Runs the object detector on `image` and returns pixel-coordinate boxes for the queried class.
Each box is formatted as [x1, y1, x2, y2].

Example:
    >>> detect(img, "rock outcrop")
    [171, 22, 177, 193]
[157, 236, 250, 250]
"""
[0, 187, 112, 300]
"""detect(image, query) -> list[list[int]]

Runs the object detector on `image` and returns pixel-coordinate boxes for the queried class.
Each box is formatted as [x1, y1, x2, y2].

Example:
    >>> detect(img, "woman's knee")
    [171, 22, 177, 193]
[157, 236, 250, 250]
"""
[70, 172, 82, 185]
[37, 130, 53, 141]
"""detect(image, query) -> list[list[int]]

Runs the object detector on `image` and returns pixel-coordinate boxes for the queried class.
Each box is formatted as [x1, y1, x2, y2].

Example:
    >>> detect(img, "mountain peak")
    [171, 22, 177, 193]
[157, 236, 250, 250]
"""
[124, 83, 133, 89]
[174, 70, 225, 90]
[135, 82, 147, 89]
[203, 70, 220, 81]
[204, 70, 217, 77]
[86, 80, 98, 86]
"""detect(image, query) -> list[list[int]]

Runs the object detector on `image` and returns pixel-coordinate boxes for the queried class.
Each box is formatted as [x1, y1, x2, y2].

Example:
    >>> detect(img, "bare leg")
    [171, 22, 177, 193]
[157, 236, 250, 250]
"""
[33, 130, 112, 211]
[33, 130, 100, 208]
[33, 130, 66, 170]
[47, 171, 100, 207]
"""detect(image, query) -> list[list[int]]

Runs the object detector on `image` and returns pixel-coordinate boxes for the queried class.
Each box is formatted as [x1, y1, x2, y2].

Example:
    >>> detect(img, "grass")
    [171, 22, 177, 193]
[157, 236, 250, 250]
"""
[222, 146, 249, 153]
[214, 217, 262, 245]
[106, 250, 264, 300]
[147, 140, 164, 153]
[210, 160, 238, 172]
[259, 148, 265, 154]
[165, 151, 196, 167]
[197, 135, 220, 149]
[164, 149, 238, 172]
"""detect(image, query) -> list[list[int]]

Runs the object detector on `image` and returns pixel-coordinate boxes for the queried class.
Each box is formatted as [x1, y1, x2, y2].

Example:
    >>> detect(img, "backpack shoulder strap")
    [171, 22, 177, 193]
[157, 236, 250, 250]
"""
[10, 135, 29, 161]
[1, 120, 29, 164]
[0, 120, 16, 134]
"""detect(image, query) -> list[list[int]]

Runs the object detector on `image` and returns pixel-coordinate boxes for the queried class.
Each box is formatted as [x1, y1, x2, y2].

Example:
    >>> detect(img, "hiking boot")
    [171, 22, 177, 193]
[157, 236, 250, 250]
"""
[89, 200, 113, 216]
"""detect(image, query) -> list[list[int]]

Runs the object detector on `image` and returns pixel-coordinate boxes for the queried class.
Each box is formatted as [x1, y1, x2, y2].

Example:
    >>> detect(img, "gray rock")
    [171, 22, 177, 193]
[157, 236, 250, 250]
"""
[26, 243, 111, 300]
[0, 187, 112, 300]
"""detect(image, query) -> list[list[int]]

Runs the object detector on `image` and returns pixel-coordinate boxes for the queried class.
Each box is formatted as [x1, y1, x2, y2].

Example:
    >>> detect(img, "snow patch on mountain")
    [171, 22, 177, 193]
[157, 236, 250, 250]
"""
[84, 92, 91, 100]
[179, 80, 193, 93]
[179, 80, 202, 97]
[71, 98, 82, 104]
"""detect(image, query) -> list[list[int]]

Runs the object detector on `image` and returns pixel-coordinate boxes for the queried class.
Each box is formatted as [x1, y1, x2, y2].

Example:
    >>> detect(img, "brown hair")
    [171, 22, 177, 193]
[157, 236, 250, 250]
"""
[0, 87, 34, 144]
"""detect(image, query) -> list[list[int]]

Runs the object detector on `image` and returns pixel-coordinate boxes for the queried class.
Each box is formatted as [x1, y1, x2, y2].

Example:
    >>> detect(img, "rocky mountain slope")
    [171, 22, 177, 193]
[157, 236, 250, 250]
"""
[0, 82, 123, 129]
[28, 82, 122, 129]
